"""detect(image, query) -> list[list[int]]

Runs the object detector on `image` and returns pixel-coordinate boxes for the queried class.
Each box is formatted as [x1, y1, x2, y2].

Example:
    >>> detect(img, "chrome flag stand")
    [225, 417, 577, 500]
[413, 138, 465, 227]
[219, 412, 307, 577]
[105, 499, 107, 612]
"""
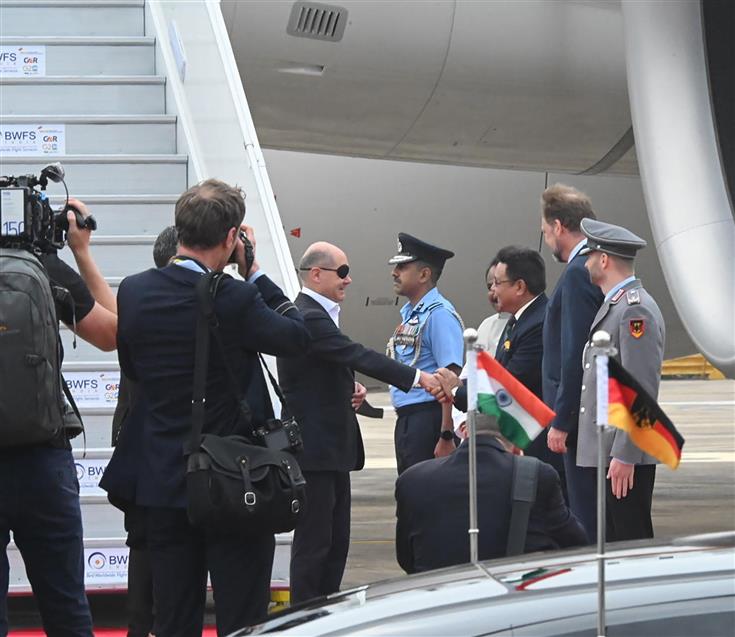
[464, 328, 480, 564]
[592, 330, 616, 637]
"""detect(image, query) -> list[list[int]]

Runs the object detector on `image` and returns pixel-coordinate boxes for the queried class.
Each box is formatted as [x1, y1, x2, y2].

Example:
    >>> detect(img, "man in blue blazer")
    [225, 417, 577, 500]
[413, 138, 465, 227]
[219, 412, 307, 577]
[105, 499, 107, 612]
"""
[278, 241, 444, 604]
[104, 179, 310, 636]
[540, 184, 604, 542]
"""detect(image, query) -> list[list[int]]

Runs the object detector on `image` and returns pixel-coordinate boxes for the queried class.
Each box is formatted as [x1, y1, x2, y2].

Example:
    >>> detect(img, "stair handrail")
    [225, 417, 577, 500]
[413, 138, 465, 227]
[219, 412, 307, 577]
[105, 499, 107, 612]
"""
[145, 0, 300, 298]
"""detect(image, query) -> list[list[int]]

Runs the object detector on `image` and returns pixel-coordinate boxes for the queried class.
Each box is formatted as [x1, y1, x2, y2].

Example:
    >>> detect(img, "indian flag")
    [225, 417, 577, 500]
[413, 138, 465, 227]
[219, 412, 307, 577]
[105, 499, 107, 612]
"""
[475, 350, 556, 449]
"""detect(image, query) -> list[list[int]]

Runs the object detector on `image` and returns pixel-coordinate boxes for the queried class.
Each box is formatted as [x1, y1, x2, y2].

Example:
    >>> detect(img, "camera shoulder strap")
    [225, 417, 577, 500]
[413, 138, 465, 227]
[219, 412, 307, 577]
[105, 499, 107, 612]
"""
[190, 274, 214, 452]
[194, 272, 293, 421]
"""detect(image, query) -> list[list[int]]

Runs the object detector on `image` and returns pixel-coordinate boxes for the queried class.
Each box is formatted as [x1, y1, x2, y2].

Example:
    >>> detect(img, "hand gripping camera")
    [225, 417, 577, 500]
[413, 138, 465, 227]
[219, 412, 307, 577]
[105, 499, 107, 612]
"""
[0, 163, 96, 253]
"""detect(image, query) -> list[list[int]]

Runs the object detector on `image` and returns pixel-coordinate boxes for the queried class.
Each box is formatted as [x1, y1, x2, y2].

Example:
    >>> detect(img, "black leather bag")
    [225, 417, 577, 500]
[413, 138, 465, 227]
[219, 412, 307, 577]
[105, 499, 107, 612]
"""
[185, 272, 306, 536]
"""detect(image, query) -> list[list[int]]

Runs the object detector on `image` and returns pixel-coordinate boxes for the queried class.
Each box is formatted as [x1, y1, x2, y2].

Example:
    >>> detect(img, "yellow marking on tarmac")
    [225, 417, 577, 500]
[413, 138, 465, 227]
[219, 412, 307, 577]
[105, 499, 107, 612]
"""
[683, 451, 735, 463]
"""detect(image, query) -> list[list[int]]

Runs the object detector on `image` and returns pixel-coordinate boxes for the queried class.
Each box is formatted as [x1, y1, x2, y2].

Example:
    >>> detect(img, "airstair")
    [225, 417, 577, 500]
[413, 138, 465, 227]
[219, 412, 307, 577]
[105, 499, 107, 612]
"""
[1, 0, 297, 600]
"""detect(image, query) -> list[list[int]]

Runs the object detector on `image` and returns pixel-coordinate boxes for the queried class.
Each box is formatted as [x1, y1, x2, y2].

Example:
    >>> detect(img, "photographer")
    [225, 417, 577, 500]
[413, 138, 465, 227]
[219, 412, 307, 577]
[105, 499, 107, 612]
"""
[107, 179, 310, 636]
[0, 201, 117, 636]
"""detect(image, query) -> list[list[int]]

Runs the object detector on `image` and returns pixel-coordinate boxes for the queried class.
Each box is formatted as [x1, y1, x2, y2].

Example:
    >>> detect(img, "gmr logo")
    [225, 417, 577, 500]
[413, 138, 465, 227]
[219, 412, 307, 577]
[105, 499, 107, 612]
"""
[88, 552, 106, 570]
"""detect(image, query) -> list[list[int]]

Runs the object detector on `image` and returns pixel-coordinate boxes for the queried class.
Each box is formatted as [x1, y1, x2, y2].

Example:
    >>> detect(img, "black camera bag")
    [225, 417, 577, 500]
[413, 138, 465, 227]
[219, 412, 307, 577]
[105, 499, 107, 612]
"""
[185, 272, 306, 536]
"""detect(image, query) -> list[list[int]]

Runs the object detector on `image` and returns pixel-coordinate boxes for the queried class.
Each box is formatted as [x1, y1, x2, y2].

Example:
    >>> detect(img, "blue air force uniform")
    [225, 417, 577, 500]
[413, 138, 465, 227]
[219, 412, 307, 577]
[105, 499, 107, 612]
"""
[387, 234, 464, 474]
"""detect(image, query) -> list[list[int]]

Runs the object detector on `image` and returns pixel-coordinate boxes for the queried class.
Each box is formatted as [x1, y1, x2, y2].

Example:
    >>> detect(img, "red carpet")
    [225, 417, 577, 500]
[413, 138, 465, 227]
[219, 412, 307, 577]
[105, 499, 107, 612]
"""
[10, 630, 218, 636]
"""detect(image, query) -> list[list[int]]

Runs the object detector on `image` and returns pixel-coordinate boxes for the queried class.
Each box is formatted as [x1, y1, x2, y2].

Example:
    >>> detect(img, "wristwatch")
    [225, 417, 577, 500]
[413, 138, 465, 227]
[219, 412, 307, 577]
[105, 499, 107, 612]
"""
[439, 430, 454, 441]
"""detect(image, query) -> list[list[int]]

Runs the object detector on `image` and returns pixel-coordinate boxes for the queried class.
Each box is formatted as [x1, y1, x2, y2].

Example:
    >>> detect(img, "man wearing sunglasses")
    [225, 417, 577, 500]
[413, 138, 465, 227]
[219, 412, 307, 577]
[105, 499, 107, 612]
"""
[277, 241, 446, 604]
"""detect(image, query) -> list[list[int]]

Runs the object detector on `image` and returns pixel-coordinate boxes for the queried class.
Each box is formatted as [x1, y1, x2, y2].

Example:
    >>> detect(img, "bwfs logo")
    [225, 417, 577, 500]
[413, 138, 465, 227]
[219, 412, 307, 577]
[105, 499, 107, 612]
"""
[87, 552, 106, 570]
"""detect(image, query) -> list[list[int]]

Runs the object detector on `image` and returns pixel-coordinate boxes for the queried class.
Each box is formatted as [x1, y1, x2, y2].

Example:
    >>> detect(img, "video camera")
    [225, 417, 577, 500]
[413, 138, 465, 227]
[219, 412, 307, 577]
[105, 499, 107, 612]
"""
[0, 163, 96, 253]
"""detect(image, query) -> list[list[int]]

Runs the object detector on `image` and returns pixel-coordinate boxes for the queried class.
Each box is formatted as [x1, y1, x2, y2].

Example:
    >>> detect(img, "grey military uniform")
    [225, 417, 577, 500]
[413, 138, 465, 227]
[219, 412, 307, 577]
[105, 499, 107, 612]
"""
[576, 280, 665, 467]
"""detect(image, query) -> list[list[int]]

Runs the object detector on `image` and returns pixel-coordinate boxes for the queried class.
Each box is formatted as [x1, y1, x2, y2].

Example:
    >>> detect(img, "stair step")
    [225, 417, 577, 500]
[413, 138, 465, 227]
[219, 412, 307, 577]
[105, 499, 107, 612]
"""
[7, 536, 131, 594]
[8, 532, 293, 594]
[48, 193, 178, 230]
[1, 115, 176, 154]
[0, 1, 145, 37]
[0, 36, 155, 75]
[0, 154, 187, 195]
[72, 413, 116, 450]
[0, 76, 166, 115]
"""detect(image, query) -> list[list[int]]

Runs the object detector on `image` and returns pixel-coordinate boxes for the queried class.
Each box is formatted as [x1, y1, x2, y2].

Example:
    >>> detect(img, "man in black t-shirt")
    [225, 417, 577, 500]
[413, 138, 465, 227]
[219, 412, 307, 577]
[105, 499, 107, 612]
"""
[0, 202, 117, 636]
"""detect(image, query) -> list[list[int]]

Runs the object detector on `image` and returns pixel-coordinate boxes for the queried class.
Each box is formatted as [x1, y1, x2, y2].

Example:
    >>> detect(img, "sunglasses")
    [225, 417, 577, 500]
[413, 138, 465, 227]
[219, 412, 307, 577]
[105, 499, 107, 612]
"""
[300, 264, 350, 279]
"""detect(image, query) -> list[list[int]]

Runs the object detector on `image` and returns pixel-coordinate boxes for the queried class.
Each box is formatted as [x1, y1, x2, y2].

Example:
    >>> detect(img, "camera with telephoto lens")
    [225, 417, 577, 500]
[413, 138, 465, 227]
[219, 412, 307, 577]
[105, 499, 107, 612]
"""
[0, 163, 96, 253]
[255, 416, 303, 453]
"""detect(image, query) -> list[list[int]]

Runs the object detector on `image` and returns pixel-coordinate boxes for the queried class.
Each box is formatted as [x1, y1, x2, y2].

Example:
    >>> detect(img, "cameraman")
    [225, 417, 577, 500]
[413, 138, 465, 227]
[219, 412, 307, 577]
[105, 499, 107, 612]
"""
[108, 179, 310, 636]
[0, 201, 117, 636]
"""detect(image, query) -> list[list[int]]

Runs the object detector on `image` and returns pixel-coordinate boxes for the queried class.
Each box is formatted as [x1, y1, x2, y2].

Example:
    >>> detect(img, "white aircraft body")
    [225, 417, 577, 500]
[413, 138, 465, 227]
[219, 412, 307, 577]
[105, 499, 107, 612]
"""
[221, 0, 734, 376]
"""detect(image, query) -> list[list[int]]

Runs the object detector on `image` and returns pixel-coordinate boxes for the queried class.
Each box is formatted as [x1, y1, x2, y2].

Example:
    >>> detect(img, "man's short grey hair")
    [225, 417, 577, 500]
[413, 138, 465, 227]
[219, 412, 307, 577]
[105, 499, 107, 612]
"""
[298, 248, 334, 280]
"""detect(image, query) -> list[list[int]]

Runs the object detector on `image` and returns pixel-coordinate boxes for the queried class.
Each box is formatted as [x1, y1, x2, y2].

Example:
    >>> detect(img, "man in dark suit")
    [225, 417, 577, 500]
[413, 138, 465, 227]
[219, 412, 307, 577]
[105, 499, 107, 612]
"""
[540, 183, 604, 542]
[109, 225, 178, 637]
[450, 246, 561, 476]
[395, 414, 586, 574]
[278, 241, 445, 604]
[104, 180, 310, 636]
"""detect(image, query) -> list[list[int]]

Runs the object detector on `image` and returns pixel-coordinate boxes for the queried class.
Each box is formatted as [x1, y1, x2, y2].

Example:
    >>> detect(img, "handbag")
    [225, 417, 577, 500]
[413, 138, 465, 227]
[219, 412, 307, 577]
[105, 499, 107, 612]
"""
[185, 272, 307, 536]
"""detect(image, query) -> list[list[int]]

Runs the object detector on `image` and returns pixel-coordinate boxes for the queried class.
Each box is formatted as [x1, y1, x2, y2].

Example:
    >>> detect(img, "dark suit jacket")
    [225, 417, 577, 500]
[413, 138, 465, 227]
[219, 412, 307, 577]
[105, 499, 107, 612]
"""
[541, 253, 603, 438]
[101, 265, 310, 508]
[277, 292, 416, 473]
[395, 437, 587, 574]
[494, 294, 547, 397]
[454, 294, 547, 410]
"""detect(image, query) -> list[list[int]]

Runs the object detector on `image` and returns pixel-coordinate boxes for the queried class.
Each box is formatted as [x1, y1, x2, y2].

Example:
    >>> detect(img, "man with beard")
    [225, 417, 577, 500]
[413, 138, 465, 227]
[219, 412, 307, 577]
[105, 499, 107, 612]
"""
[540, 184, 604, 541]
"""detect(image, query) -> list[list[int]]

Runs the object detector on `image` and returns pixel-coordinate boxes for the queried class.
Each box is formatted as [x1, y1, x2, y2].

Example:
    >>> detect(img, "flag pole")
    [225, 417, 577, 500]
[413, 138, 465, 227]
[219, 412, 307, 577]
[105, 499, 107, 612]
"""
[592, 329, 615, 637]
[464, 327, 480, 564]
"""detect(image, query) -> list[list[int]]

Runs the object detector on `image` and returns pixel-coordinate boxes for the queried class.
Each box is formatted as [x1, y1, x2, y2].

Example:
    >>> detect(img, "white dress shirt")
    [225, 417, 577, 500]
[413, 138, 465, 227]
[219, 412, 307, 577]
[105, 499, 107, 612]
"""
[301, 286, 340, 327]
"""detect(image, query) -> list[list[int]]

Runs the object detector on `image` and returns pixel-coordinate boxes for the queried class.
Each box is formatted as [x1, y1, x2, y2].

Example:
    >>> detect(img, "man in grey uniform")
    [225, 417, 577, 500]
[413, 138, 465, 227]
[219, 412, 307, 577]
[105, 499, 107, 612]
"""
[576, 219, 665, 541]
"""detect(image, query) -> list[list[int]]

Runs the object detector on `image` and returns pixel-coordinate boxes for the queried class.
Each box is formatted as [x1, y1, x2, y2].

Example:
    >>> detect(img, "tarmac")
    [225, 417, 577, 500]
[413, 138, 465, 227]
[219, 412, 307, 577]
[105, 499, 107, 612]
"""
[343, 380, 735, 588]
[6, 379, 734, 629]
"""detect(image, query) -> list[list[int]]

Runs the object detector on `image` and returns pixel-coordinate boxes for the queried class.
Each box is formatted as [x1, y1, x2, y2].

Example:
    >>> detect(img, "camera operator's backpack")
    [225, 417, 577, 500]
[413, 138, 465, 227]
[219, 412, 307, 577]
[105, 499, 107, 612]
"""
[0, 248, 81, 446]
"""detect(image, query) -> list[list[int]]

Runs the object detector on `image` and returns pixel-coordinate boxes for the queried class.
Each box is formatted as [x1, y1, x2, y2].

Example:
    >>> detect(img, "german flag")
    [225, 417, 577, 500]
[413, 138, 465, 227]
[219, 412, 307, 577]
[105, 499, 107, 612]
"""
[608, 358, 685, 469]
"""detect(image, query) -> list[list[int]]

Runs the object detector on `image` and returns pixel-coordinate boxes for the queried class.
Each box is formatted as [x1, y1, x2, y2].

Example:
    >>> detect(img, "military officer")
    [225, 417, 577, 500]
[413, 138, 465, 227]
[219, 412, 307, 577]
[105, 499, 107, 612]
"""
[577, 219, 665, 542]
[387, 233, 464, 474]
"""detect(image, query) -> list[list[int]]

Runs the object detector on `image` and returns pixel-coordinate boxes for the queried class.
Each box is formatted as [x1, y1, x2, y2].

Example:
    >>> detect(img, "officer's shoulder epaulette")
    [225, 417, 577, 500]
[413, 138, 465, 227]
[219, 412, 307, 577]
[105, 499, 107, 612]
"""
[610, 288, 626, 304]
[423, 300, 445, 312]
[626, 289, 641, 305]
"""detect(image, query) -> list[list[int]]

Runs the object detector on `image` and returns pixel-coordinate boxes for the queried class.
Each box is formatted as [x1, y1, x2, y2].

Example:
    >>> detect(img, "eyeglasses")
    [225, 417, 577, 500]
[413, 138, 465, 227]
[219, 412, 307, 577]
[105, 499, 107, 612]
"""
[300, 264, 350, 279]
[491, 278, 515, 287]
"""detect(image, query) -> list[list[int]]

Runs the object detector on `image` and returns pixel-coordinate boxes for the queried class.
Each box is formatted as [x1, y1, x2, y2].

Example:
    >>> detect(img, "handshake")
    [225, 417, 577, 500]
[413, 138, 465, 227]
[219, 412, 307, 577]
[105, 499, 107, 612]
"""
[417, 368, 461, 403]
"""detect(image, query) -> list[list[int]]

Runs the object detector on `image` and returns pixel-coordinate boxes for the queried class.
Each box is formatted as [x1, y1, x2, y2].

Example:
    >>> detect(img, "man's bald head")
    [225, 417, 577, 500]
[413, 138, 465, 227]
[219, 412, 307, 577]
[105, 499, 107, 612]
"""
[298, 242, 352, 303]
[299, 242, 341, 275]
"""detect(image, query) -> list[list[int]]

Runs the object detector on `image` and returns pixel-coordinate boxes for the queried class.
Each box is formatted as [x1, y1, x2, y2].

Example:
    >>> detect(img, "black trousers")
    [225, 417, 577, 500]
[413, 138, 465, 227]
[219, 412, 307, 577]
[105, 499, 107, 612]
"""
[394, 402, 442, 475]
[145, 507, 275, 637]
[606, 463, 656, 542]
[290, 471, 351, 605]
[126, 547, 154, 637]
[124, 505, 154, 637]
[563, 438, 597, 543]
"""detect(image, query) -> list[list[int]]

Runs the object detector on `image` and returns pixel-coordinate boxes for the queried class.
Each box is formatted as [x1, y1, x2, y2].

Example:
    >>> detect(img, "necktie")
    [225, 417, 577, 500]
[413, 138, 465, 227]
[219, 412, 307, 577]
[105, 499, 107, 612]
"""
[496, 316, 517, 358]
